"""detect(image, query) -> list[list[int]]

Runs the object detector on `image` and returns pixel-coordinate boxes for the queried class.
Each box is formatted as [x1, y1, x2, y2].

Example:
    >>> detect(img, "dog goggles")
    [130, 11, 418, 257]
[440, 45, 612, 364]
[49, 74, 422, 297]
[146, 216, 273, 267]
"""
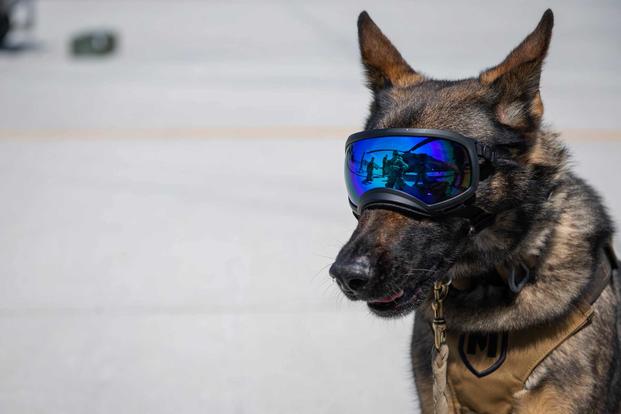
[345, 129, 497, 218]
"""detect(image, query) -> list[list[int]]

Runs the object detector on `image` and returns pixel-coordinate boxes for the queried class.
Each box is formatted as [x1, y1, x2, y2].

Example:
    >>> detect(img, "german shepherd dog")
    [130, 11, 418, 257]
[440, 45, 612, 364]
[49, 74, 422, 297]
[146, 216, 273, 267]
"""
[330, 9, 621, 413]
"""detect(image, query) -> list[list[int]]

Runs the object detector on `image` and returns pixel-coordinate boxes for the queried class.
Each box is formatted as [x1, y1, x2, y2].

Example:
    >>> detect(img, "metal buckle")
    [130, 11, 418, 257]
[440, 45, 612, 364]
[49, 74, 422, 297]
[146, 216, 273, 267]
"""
[476, 142, 497, 164]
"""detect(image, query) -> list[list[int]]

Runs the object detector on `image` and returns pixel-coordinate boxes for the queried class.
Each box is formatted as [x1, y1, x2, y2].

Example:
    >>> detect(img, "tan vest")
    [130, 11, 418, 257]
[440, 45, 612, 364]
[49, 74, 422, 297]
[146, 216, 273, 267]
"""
[444, 303, 593, 414]
[437, 244, 617, 413]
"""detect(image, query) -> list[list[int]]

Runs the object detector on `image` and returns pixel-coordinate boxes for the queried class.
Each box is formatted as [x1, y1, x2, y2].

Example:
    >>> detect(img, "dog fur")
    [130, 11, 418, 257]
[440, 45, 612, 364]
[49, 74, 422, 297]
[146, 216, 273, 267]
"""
[331, 9, 620, 413]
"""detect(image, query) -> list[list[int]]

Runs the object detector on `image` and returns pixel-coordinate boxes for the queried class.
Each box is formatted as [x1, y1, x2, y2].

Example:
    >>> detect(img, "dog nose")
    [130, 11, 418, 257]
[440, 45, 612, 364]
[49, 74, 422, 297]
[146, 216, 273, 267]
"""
[330, 256, 372, 295]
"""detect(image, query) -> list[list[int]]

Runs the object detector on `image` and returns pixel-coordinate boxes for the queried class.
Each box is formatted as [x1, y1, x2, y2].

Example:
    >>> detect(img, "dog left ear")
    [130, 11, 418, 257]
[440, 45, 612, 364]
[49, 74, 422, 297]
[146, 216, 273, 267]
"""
[480, 9, 554, 130]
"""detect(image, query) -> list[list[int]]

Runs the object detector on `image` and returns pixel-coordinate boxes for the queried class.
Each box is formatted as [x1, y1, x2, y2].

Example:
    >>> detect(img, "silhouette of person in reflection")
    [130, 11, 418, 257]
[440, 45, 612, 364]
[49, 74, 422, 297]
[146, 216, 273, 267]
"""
[382, 155, 388, 177]
[385, 151, 408, 190]
[364, 157, 376, 183]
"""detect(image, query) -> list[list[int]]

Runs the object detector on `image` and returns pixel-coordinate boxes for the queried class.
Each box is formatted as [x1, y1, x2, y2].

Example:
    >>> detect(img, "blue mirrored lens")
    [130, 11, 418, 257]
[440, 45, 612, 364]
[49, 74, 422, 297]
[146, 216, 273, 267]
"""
[345, 136, 472, 206]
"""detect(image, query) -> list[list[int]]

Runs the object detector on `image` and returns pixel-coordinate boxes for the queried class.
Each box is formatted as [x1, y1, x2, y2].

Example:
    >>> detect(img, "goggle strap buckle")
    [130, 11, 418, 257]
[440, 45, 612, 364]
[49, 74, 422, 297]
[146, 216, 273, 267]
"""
[476, 142, 497, 164]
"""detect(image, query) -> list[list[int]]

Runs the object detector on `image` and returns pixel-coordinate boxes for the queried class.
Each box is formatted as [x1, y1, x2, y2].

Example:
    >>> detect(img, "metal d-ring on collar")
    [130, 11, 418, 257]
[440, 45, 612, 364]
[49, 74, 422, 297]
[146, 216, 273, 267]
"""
[507, 262, 531, 294]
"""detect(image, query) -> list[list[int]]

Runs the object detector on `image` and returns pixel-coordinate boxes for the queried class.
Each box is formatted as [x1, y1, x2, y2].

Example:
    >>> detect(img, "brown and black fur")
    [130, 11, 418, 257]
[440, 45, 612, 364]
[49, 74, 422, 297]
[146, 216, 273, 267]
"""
[330, 9, 621, 413]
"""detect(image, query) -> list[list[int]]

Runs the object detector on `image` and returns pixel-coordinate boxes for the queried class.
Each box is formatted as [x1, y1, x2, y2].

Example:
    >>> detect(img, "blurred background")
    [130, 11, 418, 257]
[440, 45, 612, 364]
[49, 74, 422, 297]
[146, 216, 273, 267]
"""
[0, 1, 619, 413]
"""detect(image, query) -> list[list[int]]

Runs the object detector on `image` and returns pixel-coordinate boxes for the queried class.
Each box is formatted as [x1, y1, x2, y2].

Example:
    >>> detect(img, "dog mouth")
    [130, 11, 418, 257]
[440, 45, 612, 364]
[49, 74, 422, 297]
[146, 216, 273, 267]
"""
[366, 281, 433, 317]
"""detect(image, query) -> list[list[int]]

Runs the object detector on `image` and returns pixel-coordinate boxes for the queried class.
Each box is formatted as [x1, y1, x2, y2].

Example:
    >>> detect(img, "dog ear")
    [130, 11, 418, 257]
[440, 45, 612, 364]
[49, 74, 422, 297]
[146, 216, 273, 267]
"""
[480, 9, 554, 130]
[358, 11, 422, 93]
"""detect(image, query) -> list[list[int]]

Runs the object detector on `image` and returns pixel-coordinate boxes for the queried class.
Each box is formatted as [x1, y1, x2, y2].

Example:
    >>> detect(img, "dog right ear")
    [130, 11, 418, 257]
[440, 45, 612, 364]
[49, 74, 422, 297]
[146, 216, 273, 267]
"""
[358, 11, 422, 93]
[480, 10, 554, 131]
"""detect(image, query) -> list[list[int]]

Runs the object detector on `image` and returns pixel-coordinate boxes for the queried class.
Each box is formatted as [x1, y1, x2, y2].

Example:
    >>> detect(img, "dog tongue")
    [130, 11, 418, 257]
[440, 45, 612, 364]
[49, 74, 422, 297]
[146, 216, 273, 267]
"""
[370, 290, 404, 303]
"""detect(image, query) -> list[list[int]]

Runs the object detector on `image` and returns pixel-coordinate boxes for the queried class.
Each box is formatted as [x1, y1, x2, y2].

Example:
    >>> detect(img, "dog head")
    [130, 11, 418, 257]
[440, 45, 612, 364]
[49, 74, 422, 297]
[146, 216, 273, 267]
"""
[330, 10, 562, 317]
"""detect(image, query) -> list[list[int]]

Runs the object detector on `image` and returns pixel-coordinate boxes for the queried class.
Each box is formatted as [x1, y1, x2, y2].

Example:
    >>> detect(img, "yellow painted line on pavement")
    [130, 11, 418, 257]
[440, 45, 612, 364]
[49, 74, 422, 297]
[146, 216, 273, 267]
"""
[0, 126, 356, 140]
[0, 127, 619, 141]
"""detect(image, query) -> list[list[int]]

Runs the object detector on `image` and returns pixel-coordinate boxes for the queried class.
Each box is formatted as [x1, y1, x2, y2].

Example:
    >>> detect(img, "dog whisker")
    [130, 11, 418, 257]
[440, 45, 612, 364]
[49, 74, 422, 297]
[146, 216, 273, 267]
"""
[311, 262, 333, 281]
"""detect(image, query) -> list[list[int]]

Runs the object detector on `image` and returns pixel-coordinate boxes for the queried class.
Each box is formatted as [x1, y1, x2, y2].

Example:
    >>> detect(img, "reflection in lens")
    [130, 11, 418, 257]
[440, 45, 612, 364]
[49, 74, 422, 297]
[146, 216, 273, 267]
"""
[345, 136, 472, 206]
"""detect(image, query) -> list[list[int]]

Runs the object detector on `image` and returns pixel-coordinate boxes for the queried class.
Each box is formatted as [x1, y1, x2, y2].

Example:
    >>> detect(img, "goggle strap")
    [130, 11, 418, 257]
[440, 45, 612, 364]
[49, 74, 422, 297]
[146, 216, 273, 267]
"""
[448, 204, 496, 234]
[476, 142, 497, 165]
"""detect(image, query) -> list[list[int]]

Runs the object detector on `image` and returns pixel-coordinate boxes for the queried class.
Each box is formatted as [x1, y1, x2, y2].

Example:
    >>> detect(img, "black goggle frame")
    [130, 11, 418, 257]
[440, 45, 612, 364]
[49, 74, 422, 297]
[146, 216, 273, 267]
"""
[346, 128, 497, 220]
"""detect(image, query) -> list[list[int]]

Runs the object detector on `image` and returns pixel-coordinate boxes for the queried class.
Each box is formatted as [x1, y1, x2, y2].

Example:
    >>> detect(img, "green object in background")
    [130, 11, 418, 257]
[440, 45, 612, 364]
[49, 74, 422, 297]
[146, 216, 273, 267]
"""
[71, 30, 118, 56]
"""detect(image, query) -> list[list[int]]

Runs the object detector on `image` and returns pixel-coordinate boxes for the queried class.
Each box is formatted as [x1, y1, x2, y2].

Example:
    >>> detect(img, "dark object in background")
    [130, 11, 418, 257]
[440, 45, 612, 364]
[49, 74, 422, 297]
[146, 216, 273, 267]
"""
[0, 11, 9, 46]
[71, 30, 118, 57]
[0, 0, 36, 49]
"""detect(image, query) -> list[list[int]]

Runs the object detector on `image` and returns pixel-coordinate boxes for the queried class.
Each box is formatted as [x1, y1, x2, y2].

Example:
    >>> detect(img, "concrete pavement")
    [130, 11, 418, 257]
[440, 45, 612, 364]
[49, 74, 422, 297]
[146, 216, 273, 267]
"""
[0, 1, 619, 413]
